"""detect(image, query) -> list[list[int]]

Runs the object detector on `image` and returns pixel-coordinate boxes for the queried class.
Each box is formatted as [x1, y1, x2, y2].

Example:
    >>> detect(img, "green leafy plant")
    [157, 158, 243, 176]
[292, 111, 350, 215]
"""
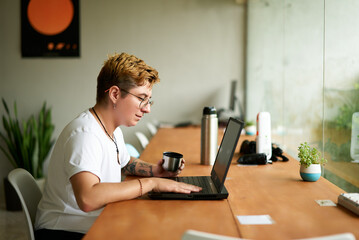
[0, 98, 55, 179]
[245, 120, 255, 127]
[298, 142, 327, 168]
[323, 138, 351, 162]
[333, 83, 359, 129]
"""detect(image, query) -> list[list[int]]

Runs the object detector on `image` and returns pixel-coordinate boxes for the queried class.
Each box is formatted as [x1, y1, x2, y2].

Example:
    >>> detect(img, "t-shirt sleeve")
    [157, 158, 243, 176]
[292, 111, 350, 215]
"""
[64, 132, 103, 180]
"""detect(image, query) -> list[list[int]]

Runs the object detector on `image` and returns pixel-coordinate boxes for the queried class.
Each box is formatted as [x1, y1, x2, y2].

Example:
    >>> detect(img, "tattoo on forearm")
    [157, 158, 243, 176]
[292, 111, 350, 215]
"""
[138, 162, 154, 177]
[123, 159, 154, 177]
[124, 160, 137, 175]
[138, 169, 147, 176]
[149, 165, 153, 177]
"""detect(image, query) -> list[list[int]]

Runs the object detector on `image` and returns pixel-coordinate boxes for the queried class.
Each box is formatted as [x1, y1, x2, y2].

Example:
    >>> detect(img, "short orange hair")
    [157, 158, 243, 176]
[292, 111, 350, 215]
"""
[96, 53, 160, 103]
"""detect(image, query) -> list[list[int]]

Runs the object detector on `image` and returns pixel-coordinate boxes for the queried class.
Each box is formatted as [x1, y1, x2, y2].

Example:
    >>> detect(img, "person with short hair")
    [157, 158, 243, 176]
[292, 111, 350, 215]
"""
[35, 53, 201, 240]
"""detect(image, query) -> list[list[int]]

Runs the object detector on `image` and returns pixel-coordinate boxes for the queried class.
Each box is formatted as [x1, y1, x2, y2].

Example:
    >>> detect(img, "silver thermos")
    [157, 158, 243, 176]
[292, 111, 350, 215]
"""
[201, 106, 218, 165]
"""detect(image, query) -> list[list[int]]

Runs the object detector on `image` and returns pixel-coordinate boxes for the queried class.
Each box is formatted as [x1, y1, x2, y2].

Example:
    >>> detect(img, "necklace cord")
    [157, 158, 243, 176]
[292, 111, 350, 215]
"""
[92, 107, 120, 165]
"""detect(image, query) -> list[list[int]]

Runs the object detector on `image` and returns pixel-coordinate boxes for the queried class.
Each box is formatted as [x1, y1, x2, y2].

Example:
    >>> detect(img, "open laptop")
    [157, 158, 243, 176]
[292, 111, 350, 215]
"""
[148, 117, 244, 200]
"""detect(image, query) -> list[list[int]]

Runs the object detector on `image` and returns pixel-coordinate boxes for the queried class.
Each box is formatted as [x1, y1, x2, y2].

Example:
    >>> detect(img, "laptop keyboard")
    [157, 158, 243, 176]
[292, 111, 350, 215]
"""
[172, 176, 214, 194]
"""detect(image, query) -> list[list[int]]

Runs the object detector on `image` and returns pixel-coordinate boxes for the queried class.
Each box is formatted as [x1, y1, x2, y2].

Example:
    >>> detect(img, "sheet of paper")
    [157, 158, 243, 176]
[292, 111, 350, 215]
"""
[315, 200, 336, 206]
[237, 215, 275, 225]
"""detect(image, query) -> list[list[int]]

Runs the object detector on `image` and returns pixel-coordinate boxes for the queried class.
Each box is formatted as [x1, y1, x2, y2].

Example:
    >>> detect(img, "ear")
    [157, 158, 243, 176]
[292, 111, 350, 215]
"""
[107, 85, 120, 104]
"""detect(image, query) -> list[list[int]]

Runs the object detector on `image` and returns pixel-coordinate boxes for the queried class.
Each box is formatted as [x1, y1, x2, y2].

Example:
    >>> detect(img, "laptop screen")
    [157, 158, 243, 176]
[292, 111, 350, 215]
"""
[211, 118, 243, 191]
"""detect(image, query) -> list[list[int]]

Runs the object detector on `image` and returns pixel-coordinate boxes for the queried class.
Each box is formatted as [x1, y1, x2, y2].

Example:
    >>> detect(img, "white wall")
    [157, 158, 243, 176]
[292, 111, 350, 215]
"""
[0, 0, 246, 202]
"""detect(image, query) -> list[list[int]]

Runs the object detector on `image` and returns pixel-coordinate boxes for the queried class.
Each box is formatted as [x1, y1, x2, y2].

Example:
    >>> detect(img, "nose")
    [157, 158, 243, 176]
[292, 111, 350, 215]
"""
[141, 103, 151, 113]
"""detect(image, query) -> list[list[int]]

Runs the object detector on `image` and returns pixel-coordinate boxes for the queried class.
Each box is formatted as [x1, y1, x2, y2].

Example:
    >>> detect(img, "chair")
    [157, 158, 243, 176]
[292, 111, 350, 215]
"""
[296, 233, 356, 240]
[125, 143, 140, 158]
[182, 230, 356, 240]
[182, 230, 245, 240]
[146, 122, 158, 136]
[135, 131, 149, 150]
[152, 119, 161, 128]
[8, 168, 42, 240]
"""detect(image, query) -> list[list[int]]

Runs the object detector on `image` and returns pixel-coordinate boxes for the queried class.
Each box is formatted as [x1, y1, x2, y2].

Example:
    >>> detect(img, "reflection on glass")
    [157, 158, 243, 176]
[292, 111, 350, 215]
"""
[246, 0, 359, 192]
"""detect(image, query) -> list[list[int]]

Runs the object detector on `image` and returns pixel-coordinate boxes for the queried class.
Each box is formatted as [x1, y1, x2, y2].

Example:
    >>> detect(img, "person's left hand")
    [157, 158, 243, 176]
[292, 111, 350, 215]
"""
[153, 158, 185, 177]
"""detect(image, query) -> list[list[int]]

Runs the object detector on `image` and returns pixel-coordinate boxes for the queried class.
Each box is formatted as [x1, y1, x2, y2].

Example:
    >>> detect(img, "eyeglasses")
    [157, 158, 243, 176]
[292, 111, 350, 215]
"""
[121, 89, 154, 109]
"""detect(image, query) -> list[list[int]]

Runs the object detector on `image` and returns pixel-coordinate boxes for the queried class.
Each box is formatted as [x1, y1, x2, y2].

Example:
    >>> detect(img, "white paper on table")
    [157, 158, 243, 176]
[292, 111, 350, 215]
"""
[237, 215, 275, 225]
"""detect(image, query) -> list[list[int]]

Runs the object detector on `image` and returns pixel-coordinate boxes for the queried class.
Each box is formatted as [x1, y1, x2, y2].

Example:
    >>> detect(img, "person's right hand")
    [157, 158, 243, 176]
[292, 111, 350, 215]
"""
[151, 177, 202, 194]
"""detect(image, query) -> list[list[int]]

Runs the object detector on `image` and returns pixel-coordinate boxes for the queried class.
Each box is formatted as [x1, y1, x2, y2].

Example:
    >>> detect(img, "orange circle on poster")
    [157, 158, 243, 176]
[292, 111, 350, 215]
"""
[27, 0, 74, 36]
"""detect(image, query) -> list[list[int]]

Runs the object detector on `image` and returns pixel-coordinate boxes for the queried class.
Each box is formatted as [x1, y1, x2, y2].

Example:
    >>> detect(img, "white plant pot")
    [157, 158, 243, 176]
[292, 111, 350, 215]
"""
[245, 125, 256, 136]
[300, 164, 321, 182]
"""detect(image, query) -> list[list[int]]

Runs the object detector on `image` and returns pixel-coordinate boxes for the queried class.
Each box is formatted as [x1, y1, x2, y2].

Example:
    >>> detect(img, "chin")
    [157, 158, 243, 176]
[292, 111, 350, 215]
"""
[125, 123, 136, 127]
[127, 120, 139, 127]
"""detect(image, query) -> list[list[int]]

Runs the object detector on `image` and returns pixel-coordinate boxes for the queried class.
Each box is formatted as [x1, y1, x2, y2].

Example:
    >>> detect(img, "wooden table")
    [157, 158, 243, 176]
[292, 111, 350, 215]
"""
[84, 127, 359, 240]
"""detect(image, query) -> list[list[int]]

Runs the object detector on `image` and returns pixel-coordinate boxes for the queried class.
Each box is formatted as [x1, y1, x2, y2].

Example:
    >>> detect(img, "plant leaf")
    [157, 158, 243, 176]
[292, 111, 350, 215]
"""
[2, 98, 9, 115]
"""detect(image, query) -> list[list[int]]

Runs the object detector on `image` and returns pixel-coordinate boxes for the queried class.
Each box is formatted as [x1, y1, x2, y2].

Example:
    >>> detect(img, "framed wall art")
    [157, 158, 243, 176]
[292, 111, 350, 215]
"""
[21, 0, 80, 57]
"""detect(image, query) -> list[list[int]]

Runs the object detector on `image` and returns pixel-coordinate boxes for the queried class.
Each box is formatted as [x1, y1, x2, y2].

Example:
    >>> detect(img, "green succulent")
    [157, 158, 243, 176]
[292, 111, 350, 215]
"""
[298, 142, 327, 168]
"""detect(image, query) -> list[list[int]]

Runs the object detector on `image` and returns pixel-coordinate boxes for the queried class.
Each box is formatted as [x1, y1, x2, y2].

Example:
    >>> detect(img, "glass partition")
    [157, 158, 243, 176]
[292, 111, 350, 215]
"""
[246, 0, 359, 192]
[323, 0, 359, 192]
[282, 0, 325, 157]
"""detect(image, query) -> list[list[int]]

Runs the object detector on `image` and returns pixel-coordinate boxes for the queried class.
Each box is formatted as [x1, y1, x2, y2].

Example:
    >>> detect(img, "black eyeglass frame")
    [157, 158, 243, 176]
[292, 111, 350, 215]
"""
[121, 89, 154, 109]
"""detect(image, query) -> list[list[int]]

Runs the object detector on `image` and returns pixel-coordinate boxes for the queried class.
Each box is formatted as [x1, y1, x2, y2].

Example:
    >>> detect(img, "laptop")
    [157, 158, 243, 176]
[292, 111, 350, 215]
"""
[148, 117, 244, 200]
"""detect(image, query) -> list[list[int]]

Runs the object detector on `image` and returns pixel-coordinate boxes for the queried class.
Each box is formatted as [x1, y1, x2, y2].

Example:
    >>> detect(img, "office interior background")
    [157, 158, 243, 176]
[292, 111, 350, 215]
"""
[0, 0, 359, 207]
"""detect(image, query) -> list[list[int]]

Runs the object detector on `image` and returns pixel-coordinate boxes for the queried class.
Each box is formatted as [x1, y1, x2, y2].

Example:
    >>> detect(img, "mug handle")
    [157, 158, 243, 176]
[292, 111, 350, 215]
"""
[179, 158, 184, 167]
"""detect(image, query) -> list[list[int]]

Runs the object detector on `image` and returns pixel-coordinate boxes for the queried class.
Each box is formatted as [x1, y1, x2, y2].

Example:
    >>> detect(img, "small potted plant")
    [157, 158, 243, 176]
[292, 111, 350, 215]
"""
[244, 120, 256, 136]
[298, 142, 327, 182]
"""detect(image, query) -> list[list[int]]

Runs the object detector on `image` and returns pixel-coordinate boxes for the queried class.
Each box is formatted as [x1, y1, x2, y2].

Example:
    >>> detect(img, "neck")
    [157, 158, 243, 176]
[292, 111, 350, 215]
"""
[91, 105, 115, 137]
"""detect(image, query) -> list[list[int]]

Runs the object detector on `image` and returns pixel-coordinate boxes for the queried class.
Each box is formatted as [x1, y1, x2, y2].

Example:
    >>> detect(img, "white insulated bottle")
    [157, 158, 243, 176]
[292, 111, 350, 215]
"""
[201, 106, 218, 165]
[256, 112, 272, 160]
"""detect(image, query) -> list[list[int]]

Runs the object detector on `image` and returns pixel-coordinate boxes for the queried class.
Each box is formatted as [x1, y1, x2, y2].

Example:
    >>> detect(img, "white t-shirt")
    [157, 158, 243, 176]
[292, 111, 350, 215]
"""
[35, 109, 131, 234]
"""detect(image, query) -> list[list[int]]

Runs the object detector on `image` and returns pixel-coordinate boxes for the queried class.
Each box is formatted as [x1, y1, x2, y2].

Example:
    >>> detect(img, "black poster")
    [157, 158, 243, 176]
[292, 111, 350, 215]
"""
[21, 0, 80, 57]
